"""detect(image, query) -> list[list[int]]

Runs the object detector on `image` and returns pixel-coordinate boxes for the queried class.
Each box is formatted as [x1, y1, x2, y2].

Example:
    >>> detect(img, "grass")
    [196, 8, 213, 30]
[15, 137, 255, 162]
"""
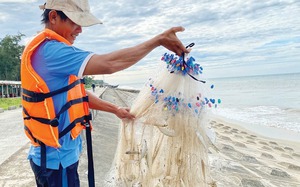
[0, 97, 21, 110]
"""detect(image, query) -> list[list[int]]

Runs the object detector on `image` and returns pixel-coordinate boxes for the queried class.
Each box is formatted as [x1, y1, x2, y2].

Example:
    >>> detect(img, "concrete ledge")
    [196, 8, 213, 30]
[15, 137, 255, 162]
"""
[8, 106, 17, 110]
[116, 88, 140, 93]
[0, 108, 4, 113]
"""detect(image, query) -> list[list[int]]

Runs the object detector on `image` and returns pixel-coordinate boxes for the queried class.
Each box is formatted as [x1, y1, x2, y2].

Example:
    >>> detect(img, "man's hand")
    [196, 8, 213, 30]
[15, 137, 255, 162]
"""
[158, 26, 189, 56]
[115, 107, 135, 120]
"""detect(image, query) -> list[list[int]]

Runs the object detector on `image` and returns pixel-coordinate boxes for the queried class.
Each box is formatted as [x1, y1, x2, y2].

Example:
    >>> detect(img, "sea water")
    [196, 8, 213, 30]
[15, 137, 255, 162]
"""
[119, 73, 300, 133]
[208, 73, 300, 133]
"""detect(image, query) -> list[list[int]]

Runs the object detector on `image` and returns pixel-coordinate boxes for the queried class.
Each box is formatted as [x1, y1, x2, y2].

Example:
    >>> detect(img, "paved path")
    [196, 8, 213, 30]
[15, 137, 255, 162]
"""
[0, 108, 28, 166]
[0, 108, 34, 186]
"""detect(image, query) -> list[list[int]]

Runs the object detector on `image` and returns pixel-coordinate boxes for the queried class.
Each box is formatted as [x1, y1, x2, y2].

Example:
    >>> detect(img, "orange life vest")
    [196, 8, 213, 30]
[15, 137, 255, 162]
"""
[21, 29, 92, 148]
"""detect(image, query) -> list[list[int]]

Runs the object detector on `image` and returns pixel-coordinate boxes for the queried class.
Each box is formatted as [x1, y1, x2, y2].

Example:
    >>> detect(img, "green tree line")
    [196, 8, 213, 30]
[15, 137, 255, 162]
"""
[0, 33, 24, 81]
[0, 33, 95, 87]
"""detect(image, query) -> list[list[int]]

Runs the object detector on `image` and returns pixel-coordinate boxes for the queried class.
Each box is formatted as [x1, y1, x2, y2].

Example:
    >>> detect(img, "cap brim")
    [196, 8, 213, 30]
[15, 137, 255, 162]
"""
[63, 11, 102, 27]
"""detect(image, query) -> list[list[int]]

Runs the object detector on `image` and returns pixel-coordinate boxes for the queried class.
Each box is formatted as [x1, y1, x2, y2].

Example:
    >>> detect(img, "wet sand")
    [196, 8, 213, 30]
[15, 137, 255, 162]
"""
[0, 87, 299, 186]
[209, 116, 300, 187]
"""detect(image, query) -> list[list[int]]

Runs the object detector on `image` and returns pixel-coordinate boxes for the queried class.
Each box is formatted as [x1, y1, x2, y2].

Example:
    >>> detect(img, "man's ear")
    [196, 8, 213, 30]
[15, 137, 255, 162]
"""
[48, 10, 58, 24]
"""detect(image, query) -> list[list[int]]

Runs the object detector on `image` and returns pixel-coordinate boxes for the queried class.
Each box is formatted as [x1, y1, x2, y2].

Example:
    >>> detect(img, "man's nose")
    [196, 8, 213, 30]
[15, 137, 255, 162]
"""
[77, 25, 82, 33]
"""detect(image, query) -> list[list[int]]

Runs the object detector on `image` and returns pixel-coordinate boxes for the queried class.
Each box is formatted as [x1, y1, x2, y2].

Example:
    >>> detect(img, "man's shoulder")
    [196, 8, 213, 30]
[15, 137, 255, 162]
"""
[40, 40, 83, 58]
[43, 39, 69, 48]
[43, 40, 85, 53]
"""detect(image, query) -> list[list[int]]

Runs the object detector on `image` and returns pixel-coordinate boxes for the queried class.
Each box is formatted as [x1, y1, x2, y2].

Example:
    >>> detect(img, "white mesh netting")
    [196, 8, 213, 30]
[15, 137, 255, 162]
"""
[105, 52, 218, 187]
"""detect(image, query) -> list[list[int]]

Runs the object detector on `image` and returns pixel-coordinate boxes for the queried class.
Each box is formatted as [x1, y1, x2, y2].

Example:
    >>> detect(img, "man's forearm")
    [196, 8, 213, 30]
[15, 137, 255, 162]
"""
[103, 34, 160, 73]
[83, 27, 188, 76]
[86, 91, 135, 119]
[87, 91, 119, 113]
[84, 35, 160, 75]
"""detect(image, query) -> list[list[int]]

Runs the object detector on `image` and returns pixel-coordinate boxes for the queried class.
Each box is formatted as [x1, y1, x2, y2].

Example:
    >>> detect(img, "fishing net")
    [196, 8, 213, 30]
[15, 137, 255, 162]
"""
[105, 49, 219, 187]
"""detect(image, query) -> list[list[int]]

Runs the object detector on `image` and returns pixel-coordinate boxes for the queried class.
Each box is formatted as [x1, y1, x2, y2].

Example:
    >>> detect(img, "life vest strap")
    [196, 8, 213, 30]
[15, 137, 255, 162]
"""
[85, 122, 95, 187]
[23, 96, 89, 128]
[22, 79, 85, 103]
[56, 96, 89, 117]
[59, 113, 92, 138]
[24, 125, 38, 143]
[23, 107, 58, 127]
[24, 112, 91, 146]
[24, 126, 47, 170]
[40, 142, 47, 171]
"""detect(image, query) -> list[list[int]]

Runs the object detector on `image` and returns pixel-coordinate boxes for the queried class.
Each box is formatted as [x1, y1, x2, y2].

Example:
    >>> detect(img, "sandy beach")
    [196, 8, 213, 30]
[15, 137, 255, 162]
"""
[208, 116, 300, 187]
[0, 87, 300, 186]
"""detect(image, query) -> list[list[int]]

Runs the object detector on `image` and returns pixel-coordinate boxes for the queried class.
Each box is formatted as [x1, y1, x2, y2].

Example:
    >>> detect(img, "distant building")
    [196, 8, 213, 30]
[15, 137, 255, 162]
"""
[0, 80, 21, 98]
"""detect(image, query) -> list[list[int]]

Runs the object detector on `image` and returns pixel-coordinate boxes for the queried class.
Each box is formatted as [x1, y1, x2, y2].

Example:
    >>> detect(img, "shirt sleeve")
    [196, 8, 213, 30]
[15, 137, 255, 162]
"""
[78, 53, 94, 78]
[43, 40, 93, 77]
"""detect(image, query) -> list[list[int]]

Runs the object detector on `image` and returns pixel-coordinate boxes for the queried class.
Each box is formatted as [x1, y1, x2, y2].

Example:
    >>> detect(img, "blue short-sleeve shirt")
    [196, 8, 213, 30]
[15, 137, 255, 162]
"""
[28, 39, 94, 170]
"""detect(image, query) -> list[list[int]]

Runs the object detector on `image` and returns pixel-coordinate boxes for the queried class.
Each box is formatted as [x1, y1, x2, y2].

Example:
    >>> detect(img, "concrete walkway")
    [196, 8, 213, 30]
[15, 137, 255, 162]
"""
[0, 108, 34, 186]
[0, 108, 28, 166]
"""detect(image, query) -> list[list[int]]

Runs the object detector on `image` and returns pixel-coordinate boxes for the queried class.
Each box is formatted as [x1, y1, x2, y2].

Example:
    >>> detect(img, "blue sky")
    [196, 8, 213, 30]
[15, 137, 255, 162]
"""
[1, 0, 300, 88]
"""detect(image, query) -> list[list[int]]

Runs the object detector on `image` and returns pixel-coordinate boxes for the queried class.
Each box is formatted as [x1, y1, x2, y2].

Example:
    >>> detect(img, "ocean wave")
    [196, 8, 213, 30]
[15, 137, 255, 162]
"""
[284, 108, 300, 114]
[213, 105, 300, 133]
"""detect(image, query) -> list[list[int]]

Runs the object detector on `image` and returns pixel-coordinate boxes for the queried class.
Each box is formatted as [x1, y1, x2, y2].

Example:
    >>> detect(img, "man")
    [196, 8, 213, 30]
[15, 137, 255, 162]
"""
[21, 0, 188, 186]
[91, 83, 95, 92]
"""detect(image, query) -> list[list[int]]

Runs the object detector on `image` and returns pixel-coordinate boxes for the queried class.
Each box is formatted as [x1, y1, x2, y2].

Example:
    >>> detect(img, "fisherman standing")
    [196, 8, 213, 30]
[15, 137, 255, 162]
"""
[21, 0, 188, 186]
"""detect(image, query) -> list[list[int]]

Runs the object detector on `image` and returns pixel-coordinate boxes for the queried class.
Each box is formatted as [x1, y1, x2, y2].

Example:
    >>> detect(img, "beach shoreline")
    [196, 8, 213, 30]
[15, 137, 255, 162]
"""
[211, 113, 300, 144]
[208, 114, 300, 187]
[0, 87, 299, 186]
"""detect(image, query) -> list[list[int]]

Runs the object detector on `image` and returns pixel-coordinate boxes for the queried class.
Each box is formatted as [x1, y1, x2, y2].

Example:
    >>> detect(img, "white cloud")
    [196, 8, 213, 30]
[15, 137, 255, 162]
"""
[0, 12, 7, 23]
[0, 0, 37, 2]
[1, 0, 300, 86]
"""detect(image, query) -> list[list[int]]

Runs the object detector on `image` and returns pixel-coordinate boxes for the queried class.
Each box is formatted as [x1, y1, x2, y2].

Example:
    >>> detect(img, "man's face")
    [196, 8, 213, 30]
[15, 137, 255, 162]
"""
[49, 10, 82, 44]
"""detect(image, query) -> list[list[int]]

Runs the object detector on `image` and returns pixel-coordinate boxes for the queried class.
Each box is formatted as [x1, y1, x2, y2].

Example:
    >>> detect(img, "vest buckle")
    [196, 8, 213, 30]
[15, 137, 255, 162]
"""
[50, 118, 59, 127]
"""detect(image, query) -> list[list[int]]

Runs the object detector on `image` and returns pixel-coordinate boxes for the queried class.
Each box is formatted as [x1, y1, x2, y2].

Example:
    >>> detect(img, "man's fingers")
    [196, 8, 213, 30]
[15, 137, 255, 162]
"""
[175, 47, 182, 56]
[129, 114, 135, 119]
[171, 27, 189, 55]
[175, 44, 188, 56]
[161, 26, 189, 56]
[123, 113, 135, 120]
[172, 26, 185, 33]
[118, 107, 135, 119]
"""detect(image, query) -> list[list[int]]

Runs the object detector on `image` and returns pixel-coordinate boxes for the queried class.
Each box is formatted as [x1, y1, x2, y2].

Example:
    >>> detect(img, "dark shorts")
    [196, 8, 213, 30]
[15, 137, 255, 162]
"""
[30, 159, 80, 187]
